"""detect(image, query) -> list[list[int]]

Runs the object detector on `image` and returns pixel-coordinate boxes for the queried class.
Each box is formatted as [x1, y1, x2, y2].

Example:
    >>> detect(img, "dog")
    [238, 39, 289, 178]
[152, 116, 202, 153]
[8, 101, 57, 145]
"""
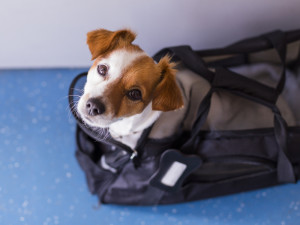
[77, 29, 184, 149]
[77, 28, 296, 152]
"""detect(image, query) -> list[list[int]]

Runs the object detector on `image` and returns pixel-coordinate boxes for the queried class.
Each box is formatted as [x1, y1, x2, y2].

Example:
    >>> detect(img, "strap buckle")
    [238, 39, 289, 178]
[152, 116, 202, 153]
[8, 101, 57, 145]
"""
[130, 149, 138, 160]
[100, 148, 139, 173]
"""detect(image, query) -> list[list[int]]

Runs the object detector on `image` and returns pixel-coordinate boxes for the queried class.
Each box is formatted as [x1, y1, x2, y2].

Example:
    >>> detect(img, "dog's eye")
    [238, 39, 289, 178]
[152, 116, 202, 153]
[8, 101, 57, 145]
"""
[97, 64, 108, 76]
[127, 89, 142, 101]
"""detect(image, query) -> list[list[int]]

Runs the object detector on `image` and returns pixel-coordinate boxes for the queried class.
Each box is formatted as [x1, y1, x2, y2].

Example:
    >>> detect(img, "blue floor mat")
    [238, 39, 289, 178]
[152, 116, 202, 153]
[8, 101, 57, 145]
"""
[0, 69, 300, 225]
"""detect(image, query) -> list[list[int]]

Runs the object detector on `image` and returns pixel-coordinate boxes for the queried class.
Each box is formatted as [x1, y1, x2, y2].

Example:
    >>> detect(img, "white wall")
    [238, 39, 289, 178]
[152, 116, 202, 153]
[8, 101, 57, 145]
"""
[1, 0, 300, 68]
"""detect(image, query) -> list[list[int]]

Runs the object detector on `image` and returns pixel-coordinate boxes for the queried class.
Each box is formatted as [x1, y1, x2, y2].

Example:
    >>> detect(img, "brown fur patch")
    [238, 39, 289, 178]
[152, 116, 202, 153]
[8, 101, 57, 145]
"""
[101, 54, 184, 118]
[103, 55, 162, 118]
[87, 29, 142, 60]
[152, 56, 184, 111]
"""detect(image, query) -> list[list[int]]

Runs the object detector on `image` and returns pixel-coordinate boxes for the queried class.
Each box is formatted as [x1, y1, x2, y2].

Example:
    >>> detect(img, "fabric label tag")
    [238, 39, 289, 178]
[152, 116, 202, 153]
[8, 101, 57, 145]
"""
[150, 149, 202, 192]
[161, 161, 187, 187]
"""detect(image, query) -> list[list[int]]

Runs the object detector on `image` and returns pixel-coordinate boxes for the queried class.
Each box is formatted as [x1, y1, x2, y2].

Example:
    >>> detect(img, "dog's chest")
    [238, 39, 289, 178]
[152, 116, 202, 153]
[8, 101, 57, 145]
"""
[110, 130, 143, 150]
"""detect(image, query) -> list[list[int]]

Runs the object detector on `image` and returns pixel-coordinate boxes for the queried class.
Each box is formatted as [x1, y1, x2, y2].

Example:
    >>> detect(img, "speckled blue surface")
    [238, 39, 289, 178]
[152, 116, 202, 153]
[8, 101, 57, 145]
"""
[1, 69, 300, 225]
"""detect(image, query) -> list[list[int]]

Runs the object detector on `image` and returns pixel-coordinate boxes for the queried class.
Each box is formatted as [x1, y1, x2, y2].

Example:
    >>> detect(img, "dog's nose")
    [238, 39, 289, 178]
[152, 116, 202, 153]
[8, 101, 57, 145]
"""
[86, 98, 105, 116]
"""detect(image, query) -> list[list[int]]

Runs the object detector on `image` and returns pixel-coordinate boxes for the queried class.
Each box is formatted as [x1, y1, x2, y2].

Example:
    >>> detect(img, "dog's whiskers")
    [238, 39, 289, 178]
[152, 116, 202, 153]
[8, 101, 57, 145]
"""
[71, 88, 84, 94]
[67, 95, 109, 140]
[93, 127, 110, 141]
[66, 99, 79, 121]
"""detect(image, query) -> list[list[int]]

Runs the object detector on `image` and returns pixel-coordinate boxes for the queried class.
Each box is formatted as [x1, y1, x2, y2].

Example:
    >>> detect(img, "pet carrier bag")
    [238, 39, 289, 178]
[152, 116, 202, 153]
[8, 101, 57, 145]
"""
[69, 29, 300, 205]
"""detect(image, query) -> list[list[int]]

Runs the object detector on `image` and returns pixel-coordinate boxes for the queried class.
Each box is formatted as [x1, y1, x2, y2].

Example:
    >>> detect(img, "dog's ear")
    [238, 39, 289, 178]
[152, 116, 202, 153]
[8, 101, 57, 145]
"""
[87, 29, 136, 60]
[152, 56, 184, 112]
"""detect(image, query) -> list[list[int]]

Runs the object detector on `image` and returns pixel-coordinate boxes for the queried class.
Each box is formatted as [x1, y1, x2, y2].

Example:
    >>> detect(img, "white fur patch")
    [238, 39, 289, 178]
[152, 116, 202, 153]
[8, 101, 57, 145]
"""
[109, 103, 161, 149]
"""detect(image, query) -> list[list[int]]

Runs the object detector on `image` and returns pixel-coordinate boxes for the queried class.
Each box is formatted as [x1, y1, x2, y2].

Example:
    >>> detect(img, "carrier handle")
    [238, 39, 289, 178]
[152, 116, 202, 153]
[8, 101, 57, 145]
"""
[209, 30, 287, 103]
[154, 31, 288, 105]
[197, 30, 288, 96]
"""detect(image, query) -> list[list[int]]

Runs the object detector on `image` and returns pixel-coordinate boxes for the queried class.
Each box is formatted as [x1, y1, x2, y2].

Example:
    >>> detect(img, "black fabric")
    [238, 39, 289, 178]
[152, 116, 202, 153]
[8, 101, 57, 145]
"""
[69, 29, 300, 205]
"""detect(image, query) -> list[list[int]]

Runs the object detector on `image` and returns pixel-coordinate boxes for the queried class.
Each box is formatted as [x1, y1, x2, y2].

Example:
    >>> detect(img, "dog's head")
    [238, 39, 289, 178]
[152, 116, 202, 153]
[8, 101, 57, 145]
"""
[77, 29, 184, 128]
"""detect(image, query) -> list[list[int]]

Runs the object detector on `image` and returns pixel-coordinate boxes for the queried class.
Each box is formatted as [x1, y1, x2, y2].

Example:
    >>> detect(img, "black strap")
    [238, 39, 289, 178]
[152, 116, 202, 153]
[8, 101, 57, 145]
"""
[261, 30, 286, 95]
[181, 89, 213, 153]
[273, 107, 296, 182]
[153, 45, 215, 83]
[213, 67, 279, 106]
[289, 44, 300, 70]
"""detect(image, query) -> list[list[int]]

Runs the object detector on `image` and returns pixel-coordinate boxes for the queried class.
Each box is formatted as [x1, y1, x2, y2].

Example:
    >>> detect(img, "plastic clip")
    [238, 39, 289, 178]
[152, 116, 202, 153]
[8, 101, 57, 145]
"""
[130, 149, 138, 160]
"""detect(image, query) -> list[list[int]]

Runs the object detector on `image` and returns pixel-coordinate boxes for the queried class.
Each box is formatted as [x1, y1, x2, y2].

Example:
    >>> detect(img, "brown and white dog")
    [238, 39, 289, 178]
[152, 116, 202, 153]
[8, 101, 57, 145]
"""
[77, 28, 297, 152]
[77, 29, 184, 149]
